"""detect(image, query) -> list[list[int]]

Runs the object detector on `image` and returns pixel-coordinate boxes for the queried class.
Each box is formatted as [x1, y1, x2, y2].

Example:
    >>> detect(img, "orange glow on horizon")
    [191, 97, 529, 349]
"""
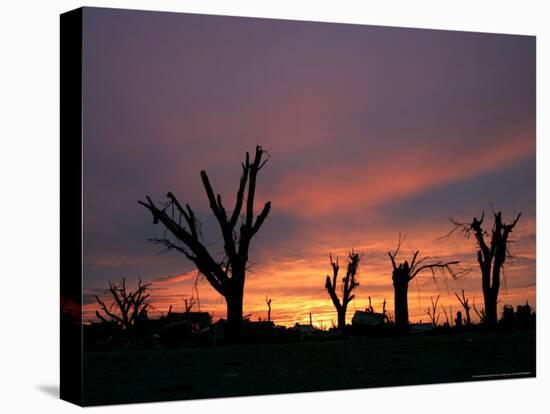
[84, 215, 536, 328]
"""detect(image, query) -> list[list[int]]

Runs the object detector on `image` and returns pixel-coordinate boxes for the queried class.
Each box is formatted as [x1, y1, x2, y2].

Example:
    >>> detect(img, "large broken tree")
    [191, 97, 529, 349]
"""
[447, 210, 521, 327]
[388, 235, 460, 330]
[95, 278, 151, 332]
[324, 251, 361, 331]
[139, 146, 271, 340]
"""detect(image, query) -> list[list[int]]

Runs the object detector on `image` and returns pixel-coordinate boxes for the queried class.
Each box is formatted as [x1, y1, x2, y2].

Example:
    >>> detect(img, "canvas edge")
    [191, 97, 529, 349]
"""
[60, 7, 84, 407]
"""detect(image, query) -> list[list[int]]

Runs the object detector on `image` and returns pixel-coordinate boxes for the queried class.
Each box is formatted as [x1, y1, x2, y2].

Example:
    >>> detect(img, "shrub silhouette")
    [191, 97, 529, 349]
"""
[94, 278, 151, 335]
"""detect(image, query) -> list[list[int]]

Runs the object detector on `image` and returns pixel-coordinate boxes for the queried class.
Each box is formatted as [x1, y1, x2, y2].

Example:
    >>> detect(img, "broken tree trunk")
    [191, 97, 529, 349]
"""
[392, 265, 410, 330]
[324, 251, 361, 331]
[139, 146, 271, 341]
[388, 235, 460, 331]
[449, 210, 521, 328]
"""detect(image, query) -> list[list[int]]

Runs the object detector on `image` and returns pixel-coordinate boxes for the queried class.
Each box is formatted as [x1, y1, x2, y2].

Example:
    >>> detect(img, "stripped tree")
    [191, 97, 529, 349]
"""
[324, 251, 360, 330]
[388, 234, 461, 330]
[446, 210, 521, 327]
[95, 278, 151, 331]
[425, 295, 441, 326]
[265, 296, 272, 322]
[454, 289, 472, 326]
[139, 146, 271, 340]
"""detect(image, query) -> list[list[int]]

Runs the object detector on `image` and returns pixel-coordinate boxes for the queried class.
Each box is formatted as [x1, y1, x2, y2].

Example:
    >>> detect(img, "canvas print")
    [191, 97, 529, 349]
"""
[60, 7, 536, 406]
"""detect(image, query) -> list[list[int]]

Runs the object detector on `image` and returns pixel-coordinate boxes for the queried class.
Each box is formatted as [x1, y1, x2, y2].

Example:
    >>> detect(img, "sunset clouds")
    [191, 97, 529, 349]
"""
[82, 9, 535, 326]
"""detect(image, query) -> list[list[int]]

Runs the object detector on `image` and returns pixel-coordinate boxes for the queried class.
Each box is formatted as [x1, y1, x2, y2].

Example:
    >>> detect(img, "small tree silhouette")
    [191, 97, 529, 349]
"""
[446, 210, 521, 327]
[265, 296, 272, 322]
[139, 146, 271, 340]
[455, 289, 472, 326]
[95, 278, 151, 332]
[388, 234, 461, 330]
[425, 295, 440, 326]
[324, 251, 360, 330]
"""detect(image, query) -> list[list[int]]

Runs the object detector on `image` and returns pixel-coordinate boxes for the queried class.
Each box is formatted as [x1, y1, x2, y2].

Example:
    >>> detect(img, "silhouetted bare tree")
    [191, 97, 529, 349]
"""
[265, 296, 272, 322]
[388, 235, 461, 330]
[324, 251, 360, 330]
[139, 146, 271, 340]
[95, 278, 151, 331]
[425, 295, 440, 326]
[447, 210, 521, 327]
[455, 289, 471, 326]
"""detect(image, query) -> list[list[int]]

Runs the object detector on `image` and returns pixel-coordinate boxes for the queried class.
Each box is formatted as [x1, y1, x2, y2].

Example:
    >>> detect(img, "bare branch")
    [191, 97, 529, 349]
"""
[425, 295, 440, 326]
[95, 278, 151, 331]
[411, 259, 460, 280]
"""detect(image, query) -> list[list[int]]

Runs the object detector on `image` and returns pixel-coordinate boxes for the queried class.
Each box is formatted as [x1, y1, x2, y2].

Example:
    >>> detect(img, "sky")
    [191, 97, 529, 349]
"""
[82, 7, 536, 327]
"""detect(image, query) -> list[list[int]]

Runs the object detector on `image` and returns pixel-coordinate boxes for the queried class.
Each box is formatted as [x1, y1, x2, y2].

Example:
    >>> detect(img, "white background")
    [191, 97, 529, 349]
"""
[0, 0, 548, 412]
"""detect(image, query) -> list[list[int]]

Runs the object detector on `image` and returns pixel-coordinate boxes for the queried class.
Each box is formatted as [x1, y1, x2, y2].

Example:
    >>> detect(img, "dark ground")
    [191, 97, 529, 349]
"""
[82, 329, 535, 406]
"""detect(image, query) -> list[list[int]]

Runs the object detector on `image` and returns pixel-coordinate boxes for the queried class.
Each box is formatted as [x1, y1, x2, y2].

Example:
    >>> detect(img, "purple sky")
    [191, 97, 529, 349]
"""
[81, 7, 535, 324]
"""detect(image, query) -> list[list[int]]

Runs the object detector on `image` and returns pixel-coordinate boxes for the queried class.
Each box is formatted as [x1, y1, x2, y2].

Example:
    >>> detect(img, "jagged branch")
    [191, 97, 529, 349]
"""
[325, 254, 342, 311]
[166, 191, 199, 239]
[388, 243, 462, 283]
[149, 238, 195, 259]
[341, 251, 360, 302]
[139, 196, 229, 295]
[95, 296, 123, 324]
[388, 233, 406, 269]
[324, 251, 361, 326]
[410, 258, 461, 281]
